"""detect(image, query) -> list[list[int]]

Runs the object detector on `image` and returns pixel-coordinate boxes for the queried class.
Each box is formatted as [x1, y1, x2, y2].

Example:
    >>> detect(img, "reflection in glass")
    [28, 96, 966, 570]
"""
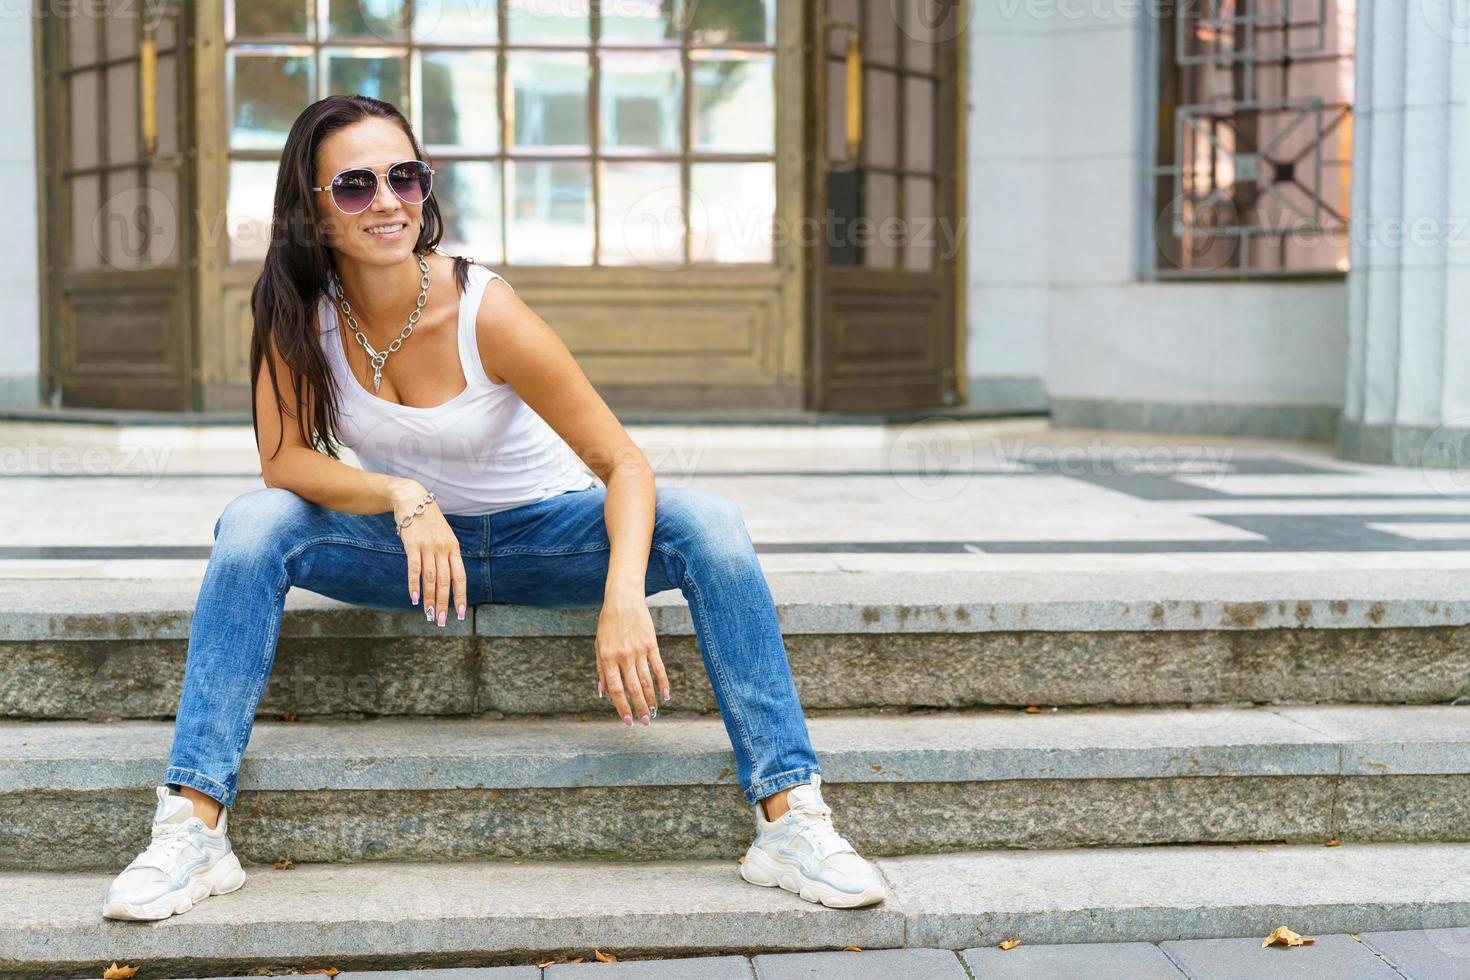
[600, 52, 681, 152]
[230, 52, 313, 150]
[435, 160, 503, 265]
[328, 0, 408, 39]
[691, 55, 773, 153]
[507, 160, 593, 264]
[689, 0, 774, 45]
[508, 52, 590, 148]
[413, 0, 499, 42]
[231, 0, 311, 37]
[327, 51, 406, 105]
[689, 162, 773, 263]
[228, 160, 280, 262]
[602, 0, 682, 43]
[506, 0, 589, 42]
[422, 51, 498, 150]
[599, 162, 683, 266]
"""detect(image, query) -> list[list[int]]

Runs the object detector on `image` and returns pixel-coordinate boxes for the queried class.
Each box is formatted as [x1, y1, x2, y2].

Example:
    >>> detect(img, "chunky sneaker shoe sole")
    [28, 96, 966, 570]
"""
[739, 844, 887, 908]
[102, 851, 247, 921]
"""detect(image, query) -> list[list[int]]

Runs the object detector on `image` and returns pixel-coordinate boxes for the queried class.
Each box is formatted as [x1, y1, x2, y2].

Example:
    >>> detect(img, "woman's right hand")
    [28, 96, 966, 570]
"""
[390, 480, 467, 626]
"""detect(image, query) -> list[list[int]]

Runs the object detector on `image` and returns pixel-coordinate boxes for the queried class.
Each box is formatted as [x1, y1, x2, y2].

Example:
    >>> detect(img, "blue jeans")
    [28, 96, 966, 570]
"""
[163, 483, 821, 809]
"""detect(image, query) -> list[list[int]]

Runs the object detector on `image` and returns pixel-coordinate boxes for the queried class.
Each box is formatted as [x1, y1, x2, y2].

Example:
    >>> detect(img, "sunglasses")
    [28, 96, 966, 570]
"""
[312, 159, 436, 215]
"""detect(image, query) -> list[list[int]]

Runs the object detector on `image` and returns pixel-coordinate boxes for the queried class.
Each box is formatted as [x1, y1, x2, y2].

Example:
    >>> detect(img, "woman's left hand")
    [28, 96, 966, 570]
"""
[595, 590, 669, 726]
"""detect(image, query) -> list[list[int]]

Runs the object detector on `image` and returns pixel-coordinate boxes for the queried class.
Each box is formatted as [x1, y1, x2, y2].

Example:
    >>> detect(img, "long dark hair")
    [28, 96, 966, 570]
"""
[249, 93, 480, 464]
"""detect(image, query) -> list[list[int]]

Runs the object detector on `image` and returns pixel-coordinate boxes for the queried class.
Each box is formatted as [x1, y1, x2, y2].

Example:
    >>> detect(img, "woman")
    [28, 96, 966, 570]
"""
[102, 94, 885, 921]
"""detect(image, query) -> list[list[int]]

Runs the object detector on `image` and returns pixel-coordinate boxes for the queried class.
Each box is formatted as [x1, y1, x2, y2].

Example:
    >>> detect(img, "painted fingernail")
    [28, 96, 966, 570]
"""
[457, 604, 465, 620]
[597, 679, 604, 697]
[651, 706, 657, 719]
[411, 590, 418, 604]
[662, 687, 670, 701]
[437, 610, 446, 627]
[641, 714, 650, 726]
[426, 605, 433, 621]
[623, 714, 632, 726]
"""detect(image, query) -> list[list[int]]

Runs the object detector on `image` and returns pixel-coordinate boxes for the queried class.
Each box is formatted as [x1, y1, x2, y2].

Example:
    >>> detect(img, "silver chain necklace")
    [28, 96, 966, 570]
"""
[332, 252, 431, 393]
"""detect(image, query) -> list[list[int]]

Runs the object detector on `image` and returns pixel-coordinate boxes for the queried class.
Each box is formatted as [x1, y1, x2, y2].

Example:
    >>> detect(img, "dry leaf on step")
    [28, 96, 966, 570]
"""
[594, 949, 618, 962]
[999, 939, 1021, 949]
[843, 946, 863, 952]
[101, 964, 138, 979]
[1262, 925, 1316, 947]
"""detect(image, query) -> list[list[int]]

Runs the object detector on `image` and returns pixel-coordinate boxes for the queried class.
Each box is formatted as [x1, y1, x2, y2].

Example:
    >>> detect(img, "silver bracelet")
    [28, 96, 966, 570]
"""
[396, 490, 436, 537]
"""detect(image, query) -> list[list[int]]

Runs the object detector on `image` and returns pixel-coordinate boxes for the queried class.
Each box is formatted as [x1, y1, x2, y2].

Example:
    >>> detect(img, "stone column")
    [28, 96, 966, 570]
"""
[1339, 0, 1470, 466]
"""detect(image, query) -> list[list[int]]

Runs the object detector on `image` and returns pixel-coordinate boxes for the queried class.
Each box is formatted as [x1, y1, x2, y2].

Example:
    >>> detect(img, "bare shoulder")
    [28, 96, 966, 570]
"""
[472, 265, 531, 386]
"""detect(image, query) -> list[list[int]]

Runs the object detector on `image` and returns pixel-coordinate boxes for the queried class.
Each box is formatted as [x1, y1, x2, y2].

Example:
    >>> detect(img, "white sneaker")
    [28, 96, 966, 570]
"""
[739, 773, 886, 908]
[102, 785, 247, 920]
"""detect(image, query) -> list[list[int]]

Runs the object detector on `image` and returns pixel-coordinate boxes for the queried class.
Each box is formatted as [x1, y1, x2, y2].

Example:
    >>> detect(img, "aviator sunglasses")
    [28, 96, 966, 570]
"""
[312, 159, 436, 215]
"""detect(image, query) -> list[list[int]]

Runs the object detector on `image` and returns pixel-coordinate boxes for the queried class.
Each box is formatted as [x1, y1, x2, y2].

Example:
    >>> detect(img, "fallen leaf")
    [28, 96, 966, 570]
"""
[273, 857, 294, 870]
[489, 790, 501, 802]
[594, 949, 618, 962]
[999, 938, 1021, 949]
[102, 964, 138, 979]
[1262, 925, 1316, 947]
[871, 764, 884, 773]
[1024, 706, 1041, 713]
[843, 946, 863, 952]
[1350, 934, 1362, 942]
[1324, 839, 1341, 847]
[579, 714, 589, 722]
[304, 969, 339, 977]
[282, 710, 298, 722]
[716, 767, 733, 781]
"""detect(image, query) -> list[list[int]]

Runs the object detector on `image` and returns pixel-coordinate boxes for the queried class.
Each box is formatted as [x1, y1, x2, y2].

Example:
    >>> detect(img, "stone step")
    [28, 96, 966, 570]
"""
[5, 842, 1470, 979]
[4, 569, 1469, 720]
[4, 704, 1468, 870]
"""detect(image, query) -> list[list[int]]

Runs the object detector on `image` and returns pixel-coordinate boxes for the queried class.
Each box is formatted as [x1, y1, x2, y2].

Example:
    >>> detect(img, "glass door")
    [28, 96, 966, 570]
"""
[808, 0, 962, 411]
[41, 0, 194, 409]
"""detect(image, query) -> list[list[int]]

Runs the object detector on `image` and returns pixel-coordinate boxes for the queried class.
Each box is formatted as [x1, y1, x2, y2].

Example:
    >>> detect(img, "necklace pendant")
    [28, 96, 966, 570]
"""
[372, 365, 383, 392]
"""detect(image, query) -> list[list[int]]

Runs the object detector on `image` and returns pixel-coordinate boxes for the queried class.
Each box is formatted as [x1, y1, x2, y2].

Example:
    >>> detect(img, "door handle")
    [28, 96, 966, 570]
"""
[823, 18, 862, 164]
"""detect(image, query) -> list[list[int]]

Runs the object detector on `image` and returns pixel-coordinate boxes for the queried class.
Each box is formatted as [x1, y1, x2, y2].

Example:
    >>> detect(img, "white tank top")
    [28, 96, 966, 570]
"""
[316, 261, 598, 516]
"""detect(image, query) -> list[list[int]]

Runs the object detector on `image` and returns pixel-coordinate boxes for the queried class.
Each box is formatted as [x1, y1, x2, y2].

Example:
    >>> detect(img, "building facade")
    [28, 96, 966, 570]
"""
[4, 1, 1465, 465]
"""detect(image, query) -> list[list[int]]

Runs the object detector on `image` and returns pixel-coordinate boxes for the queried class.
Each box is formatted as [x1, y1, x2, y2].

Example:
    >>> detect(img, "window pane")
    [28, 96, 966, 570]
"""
[904, 75, 934, 171]
[1157, 0, 1354, 275]
[231, 0, 311, 38]
[902, 0, 936, 72]
[230, 52, 313, 151]
[413, 0, 499, 42]
[689, 162, 773, 263]
[102, 168, 145, 271]
[601, 0, 682, 44]
[106, 62, 139, 164]
[826, 58, 848, 164]
[326, 51, 406, 105]
[600, 51, 681, 152]
[105, 6, 137, 60]
[508, 52, 590, 148]
[862, 172, 897, 268]
[689, 0, 775, 45]
[328, 0, 408, 40]
[422, 50, 499, 151]
[68, 7, 96, 65]
[228, 160, 279, 262]
[69, 70, 99, 169]
[507, 0, 589, 42]
[156, 53, 179, 158]
[146, 167, 182, 268]
[435, 160, 503, 265]
[864, 67, 896, 167]
[507, 160, 593, 264]
[904, 175, 935, 270]
[863, 0, 897, 65]
[691, 55, 773, 153]
[70, 175, 102, 269]
[599, 162, 683, 266]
